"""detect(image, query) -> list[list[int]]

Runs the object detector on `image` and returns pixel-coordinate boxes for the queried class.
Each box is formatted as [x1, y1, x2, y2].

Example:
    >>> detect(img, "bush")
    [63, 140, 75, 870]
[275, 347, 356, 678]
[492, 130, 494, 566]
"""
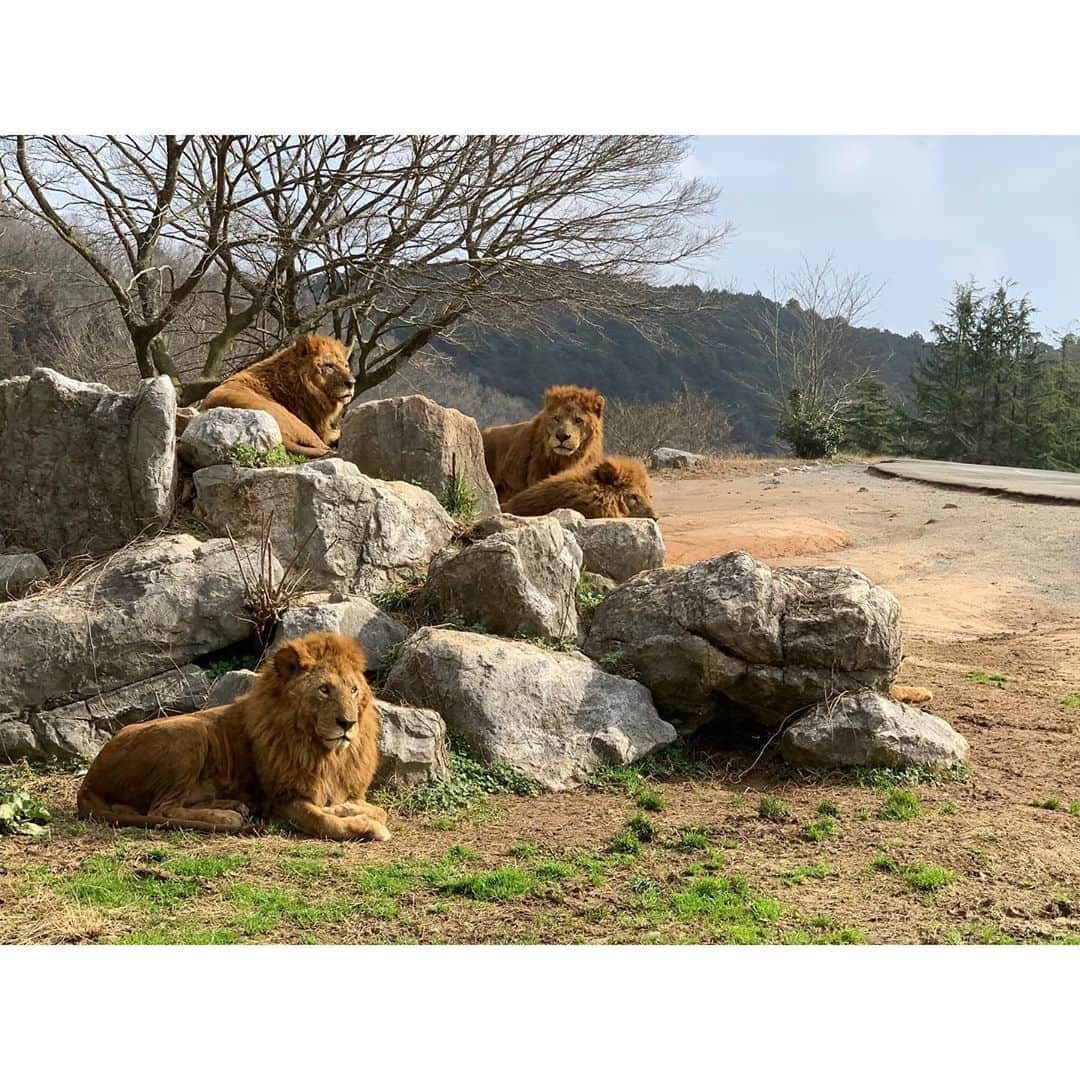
[776, 390, 843, 459]
[604, 384, 732, 458]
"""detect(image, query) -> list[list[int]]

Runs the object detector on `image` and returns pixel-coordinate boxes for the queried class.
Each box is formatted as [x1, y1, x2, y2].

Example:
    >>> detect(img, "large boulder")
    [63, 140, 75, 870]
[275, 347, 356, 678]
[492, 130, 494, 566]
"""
[780, 690, 970, 770]
[0, 534, 273, 719]
[550, 509, 665, 584]
[583, 551, 901, 733]
[422, 519, 582, 640]
[0, 553, 49, 600]
[0, 666, 210, 761]
[270, 594, 408, 671]
[0, 368, 176, 564]
[339, 394, 499, 520]
[199, 668, 450, 789]
[383, 627, 677, 792]
[193, 458, 455, 594]
[179, 407, 282, 470]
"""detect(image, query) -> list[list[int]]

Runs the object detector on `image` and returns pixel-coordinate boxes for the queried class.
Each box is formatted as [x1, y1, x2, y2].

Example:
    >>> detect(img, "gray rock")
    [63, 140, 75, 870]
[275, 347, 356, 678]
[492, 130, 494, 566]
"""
[270, 594, 408, 671]
[179, 407, 282, 470]
[423, 519, 582, 640]
[339, 394, 499, 520]
[198, 669, 450, 789]
[0, 665, 210, 761]
[384, 627, 676, 792]
[0, 553, 49, 600]
[556, 513, 665, 584]
[0, 368, 176, 564]
[583, 551, 901, 733]
[373, 701, 451, 789]
[205, 668, 257, 707]
[780, 690, 970, 770]
[0, 534, 274, 718]
[649, 446, 707, 470]
[194, 458, 455, 594]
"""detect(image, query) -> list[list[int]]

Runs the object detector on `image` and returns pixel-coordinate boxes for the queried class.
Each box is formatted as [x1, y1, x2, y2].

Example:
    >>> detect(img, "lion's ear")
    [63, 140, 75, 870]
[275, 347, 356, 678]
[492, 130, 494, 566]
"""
[273, 640, 313, 680]
[591, 393, 606, 417]
[294, 334, 313, 358]
[593, 459, 619, 484]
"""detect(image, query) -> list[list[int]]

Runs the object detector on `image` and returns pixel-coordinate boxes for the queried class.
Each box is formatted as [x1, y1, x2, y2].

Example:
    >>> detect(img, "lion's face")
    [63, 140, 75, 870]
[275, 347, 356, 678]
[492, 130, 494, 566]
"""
[272, 634, 373, 752]
[541, 387, 604, 459]
[296, 334, 357, 405]
[594, 457, 657, 520]
[620, 488, 658, 520]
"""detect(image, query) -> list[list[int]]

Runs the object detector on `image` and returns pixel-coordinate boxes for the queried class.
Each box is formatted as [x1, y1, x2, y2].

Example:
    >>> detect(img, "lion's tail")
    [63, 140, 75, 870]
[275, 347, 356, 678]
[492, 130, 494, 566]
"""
[76, 789, 251, 834]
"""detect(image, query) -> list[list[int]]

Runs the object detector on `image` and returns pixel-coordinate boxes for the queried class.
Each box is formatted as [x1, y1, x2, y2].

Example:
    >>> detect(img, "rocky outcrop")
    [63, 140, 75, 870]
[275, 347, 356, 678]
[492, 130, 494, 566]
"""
[339, 394, 499, 519]
[550, 509, 665, 583]
[383, 627, 676, 791]
[0, 665, 210, 761]
[270, 594, 408, 671]
[422, 519, 582, 640]
[0, 368, 176, 563]
[0, 553, 49, 600]
[0, 534, 271, 718]
[583, 551, 902, 732]
[780, 690, 970, 770]
[649, 447, 707, 470]
[193, 458, 455, 594]
[179, 407, 282, 470]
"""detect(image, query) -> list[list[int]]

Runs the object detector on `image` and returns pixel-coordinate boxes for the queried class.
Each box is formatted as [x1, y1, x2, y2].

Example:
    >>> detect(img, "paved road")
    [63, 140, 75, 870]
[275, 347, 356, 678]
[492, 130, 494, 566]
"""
[869, 458, 1080, 503]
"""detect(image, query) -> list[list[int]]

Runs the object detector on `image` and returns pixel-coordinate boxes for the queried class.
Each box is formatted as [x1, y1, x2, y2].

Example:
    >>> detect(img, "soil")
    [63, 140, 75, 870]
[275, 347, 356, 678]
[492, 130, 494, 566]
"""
[2, 458, 1078, 945]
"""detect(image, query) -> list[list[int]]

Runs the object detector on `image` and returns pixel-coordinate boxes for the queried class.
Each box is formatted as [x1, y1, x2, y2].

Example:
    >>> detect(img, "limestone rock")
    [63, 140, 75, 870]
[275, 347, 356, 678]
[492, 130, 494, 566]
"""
[339, 394, 499, 520]
[383, 627, 676, 792]
[0, 553, 49, 600]
[422, 519, 581, 640]
[649, 447, 707, 470]
[373, 702, 451, 789]
[179, 407, 282, 470]
[270, 594, 408, 671]
[583, 551, 902, 732]
[0, 368, 176, 563]
[193, 458, 454, 594]
[780, 690, 970, 770]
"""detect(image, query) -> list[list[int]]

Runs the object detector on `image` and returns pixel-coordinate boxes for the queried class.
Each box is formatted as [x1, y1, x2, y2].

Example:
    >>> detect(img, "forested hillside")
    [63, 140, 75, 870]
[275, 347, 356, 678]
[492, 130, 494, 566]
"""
[431, 284, 926, 449]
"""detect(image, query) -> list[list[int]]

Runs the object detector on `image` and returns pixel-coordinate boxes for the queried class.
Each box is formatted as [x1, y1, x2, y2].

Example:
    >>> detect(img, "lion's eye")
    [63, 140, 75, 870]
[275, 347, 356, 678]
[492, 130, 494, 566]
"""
[319, 684, 333, 697]
[351, 686, 360, 697]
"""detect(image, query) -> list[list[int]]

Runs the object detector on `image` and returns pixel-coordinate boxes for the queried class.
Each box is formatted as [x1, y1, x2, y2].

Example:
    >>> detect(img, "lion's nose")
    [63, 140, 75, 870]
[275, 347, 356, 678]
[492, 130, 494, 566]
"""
[344, 376, 356, 388]
[337, 717, 356, 732]
[556, 431, 571, 442]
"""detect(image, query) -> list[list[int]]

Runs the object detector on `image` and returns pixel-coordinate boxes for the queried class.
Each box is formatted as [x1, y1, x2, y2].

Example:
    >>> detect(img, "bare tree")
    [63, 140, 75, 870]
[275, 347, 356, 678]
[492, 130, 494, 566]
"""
[749, 256, 884, 455]
[604, 384, 732, 458]
[2, 136, 731, 401]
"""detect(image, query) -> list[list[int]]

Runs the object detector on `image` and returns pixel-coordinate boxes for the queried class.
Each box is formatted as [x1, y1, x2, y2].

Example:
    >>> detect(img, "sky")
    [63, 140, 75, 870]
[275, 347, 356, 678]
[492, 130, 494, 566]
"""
[684, 136, 1080, 340]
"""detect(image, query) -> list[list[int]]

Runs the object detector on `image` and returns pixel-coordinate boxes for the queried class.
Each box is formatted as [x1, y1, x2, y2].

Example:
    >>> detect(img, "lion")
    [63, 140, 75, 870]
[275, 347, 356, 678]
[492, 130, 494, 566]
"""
[482, 385, 605, 503]
[76, 631, 389, 841]
[502, 456, 657, 520]
[201, 334, 357, 459]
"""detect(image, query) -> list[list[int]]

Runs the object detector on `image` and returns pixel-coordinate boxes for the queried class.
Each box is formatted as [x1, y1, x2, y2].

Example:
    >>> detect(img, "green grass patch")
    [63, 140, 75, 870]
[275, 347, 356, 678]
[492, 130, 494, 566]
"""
[849, 762, 971, 788]
[670, 875, 782, 943]
[635, 788, 666, 812]
[673, 827, 712, 852]
[757, 795, 790, 822]
[815, 800, 841, 818]
[1070, 802, 1080, 818]
[229, 443, 307, 468]
[879, 788, 922, 821]
[371, 575, 426, 613]
[782, 861, 834, 884]
[160, 853, 248, 878]
[1061, 692, 1080, 708]
[228, 883, 353, 929]
[964, 669, 1008, 685]
[903, 862, 956, 893]
[867, 850, 899, 874]
[120, 927, 239, 945]
[441, 471, 479, 521]
[609, 831, 642, 856]
[575, 574, 611, 611]
[1032, 797, 1062, 811]
[58, 855, 206, 909]
[625, 813, 657, 843]
[430, 866, 534, 902]
[799, 815, 838, 842]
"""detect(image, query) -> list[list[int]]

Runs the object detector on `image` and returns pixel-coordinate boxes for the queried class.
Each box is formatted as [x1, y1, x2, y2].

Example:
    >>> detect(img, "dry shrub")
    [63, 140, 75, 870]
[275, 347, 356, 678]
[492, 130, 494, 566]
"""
[603, 385, 732, 458]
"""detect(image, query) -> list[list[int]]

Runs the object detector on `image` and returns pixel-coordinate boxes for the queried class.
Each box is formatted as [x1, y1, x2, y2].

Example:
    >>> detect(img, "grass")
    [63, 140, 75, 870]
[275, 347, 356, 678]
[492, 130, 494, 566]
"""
[229, 443, 307, 468]
[575, 573, 610, 611]
[1032, 797, 1063, 811]
[0, 786, 52, 836]
[757, 795, 790, 822]
[867, 851, 899, 874]
[799, 814, 838, 842]
[815, 800, 841, 818]
[903, 862, 956, 893]
[964, 669, 1009, 685]
[1061, 692, 1080, 708]
[58, 855, 207, 909]
[849, 762, 971, 789]
[673, 827, 713, 851]
[634, 788, 666, 812]
[670, 875, 782, 943]
[1071, 802, 1080, 817]
[441, 471, 479, 522]
[782, 861, 834, 884]
[879, 788, 922, 821]
[371, 574, 426, 613]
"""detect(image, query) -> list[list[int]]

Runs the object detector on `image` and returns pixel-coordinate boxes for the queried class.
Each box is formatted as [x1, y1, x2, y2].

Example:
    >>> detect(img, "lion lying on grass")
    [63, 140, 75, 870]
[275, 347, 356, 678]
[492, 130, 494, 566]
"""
[503, 456, 657, 520]
[77, 632, 389, 841]
[482, 385, 605, 503]
[202, 333, 357, 459]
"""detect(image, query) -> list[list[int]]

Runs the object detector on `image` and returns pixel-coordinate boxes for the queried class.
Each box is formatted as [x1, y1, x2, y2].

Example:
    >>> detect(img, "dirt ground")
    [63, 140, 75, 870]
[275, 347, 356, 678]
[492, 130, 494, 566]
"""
[2, 459, 1079, 945]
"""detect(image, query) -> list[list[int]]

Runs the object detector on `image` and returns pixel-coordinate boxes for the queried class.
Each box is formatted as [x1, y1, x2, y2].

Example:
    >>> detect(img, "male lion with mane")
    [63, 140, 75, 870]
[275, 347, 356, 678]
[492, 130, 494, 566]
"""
[482, 384, 605, 503]
[77, 632, 389, 841]
[503, 456, 657, 520]
[202, 333, 356, 459]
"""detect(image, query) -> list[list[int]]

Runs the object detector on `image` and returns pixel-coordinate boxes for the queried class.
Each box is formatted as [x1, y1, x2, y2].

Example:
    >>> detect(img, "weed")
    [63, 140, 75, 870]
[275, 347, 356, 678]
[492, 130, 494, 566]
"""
[1070, 803, 1080, 818]
[799, 815, 837, 842]
[815, 800, 840, 818]
[120, 928, 240, 945]
[757, 795, 789, 822]
[879, 788, 921, 821]
[575, 574, 610, 611]
[230, 443, 307, 468]
[1032, 797, 1062, 811]
[964, 669, 1008, 685]
[850, 762, 970, 788]
[371, 574, 426, 612]
[782, 861, 834, 884]
[430, 867, 533, 902]
[609, 831, 642, 856]
[940, 801, 959, 815]
[635, 788, 666, 812]
[441, 469, 479, 522]
[1061, 692, 1080, 708]
[867, 851, 898, 873]
[0, 787, 52, 836]
[201, 653, 259, 681]
[903, 862, 956, 893]
[510, 842, 540, 859]
[58, 855, 205, 909]
[625, 814, 657, 843]
[229, 884, 353, 929]
[673, 827, 712, 852]
[670, 875, 782, 943]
